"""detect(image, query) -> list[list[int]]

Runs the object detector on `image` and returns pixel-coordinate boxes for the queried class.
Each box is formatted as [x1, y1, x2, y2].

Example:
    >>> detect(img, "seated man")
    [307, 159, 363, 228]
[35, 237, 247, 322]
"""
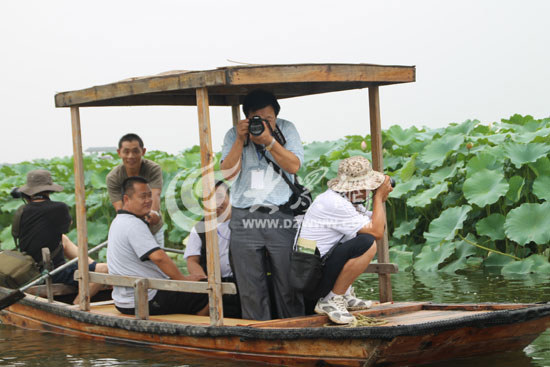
[107, 176, 208, 316]
[13, 170, 108, 303]
[298, 156, 393, 324]
[183, 181, 241, 318]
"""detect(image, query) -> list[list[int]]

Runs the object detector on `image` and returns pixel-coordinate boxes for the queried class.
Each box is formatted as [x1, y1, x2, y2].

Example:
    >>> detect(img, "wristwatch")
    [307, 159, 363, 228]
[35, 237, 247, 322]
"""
[265, 137, 276, 151]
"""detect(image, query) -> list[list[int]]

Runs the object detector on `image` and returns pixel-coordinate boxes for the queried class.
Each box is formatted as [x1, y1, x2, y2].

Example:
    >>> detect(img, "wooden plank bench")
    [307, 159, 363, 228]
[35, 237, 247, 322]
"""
[75, 270, 237, 320]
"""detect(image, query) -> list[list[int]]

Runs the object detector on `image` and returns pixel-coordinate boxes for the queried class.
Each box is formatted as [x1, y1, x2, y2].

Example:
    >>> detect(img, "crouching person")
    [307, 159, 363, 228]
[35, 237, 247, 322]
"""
[298, 156, 393, 324]
[184, 181, 241, 318]
[107, 176, 208, 316]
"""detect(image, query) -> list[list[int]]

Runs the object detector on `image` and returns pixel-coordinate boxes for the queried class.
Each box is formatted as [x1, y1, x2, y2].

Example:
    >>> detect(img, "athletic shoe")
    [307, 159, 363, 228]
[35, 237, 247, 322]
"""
[314, 295, 356, 324]
[344, 287, 373, 310]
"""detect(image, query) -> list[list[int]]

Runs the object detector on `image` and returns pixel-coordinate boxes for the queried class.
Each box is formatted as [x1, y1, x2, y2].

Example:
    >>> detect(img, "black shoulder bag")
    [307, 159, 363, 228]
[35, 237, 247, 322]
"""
[289, 221, 344, 294]
[262, 154, 312, 216]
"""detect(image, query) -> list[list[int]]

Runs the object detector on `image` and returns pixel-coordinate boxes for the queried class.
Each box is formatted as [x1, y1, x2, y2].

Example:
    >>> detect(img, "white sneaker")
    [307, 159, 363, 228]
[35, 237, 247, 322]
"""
[314, 295, 356, 324]
[344, 287, 373, 310]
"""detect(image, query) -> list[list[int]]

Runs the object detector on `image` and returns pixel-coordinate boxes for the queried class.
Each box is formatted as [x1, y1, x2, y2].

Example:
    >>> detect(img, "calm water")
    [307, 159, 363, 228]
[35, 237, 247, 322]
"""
[1, 270, 549, 367]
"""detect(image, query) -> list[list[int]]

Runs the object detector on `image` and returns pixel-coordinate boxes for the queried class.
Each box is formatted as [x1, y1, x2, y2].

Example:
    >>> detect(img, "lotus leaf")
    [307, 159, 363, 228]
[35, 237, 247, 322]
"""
[407, 182, 449, 208]
[465, 152, 502, 177]
[463, 169, 509, 207]
[484, 252, 514, 267]
[504, 202, 550, 245]
[512, 127, 550, 144]
[415, 128, 445, 142]
[399, 153, 417, 181]
[505, 176, 524, 203]
[503, 142, 550, 169]
[533, 175, 550, 201]
[445, 119, 477, 136]
[430, 162, 462, 183]
[501, 114, 534, 126]
[303, 140, 345, 162]
[393, 218, 419, 239]
[423, 205, 472, 243]
[389, 248, 413, 272]
[384, 155, 404, 171]
[420, 134, 464, 168]
[476, 214, 506, 240]
[389, 177, 423, 199]
[0, 225, 15, 250]
[385, 125, 419, 146]
[413, 242, 456, 272]
[528, 157, 550, 177]
[0, 200, 23, 214]
[501, 258, 534, 275]
[440, 235, 479, 273]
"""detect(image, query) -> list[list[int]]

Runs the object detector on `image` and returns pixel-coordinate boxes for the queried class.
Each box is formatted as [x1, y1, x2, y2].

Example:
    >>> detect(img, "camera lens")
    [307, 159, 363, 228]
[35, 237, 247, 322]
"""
[248, 116, 265, 136]
[390, 178, 396, 188]
[10, 187, 22, 199]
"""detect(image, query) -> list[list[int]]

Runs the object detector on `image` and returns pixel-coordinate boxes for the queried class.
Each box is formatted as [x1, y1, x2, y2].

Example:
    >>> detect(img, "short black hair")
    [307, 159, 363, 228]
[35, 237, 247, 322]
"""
[118, 133, 144, 149]
[242, 89, 280, 117]
[122, 176, 149, 199]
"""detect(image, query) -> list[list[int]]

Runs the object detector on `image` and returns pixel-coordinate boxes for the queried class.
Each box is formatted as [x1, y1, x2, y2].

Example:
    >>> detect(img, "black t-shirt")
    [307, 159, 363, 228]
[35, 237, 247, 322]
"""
[17, 200, 71, 268]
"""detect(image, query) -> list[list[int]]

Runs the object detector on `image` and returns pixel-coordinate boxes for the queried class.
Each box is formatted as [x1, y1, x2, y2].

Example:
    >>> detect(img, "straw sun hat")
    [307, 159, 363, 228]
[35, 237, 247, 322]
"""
[328, 156, 385, 193]
[19, 170, 64, 196]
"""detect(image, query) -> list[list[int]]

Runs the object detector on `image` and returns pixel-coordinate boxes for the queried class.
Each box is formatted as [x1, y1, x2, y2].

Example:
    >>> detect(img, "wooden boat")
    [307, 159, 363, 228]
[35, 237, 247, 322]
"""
[2, 63, 549, 366]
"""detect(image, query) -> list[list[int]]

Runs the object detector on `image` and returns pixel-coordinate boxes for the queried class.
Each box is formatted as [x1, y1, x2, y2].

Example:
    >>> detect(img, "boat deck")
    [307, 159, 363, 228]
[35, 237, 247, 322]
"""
[85, 300, 494, 328]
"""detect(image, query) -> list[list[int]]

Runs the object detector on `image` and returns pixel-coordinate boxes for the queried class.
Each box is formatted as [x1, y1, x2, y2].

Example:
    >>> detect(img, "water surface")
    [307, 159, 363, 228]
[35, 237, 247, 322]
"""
[1, 270, 549, 366]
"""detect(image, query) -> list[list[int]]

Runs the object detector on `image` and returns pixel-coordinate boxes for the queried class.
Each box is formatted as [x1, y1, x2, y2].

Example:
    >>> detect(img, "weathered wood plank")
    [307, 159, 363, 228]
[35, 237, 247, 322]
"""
[70, 107, 90, 311]
[134, 278, 149, 320]
[368, 86, 393, 303]
[54, 64, 415, 107]
[80, 271, 237, 295]
[227, 64, 415, 85]
[196, 87, 224, 326]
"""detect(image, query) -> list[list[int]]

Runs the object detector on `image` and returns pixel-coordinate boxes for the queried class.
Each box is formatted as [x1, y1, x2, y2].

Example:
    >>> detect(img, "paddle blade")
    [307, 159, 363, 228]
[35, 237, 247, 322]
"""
[0, 290, 25, 310]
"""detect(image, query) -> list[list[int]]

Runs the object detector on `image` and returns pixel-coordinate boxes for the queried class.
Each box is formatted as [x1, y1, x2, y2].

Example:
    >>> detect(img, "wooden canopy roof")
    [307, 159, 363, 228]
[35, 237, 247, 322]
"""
[55, 63, 415, 108]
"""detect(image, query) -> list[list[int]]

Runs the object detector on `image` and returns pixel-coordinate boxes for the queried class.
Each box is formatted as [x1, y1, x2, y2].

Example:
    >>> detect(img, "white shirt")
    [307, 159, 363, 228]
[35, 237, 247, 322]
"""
[107, 213, 167, 308]
[299, 190, 372, 257]
[184, 220, 233, 278]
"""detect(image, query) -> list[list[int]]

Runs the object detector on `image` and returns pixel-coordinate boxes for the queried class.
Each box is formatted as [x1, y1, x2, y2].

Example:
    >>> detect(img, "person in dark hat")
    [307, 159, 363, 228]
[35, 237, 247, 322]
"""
[12, 169, 108, 303]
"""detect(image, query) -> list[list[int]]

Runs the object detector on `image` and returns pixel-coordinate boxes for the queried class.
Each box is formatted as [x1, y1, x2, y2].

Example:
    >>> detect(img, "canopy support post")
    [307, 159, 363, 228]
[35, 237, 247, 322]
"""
[229, 96, 241, 127]
[196, 87, 224, 326]
[70, 107, 91, 311]
[368, 86, 393, 303]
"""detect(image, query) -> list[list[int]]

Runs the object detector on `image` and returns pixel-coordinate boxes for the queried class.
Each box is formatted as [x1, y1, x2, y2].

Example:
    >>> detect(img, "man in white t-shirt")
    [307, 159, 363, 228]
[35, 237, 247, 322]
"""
[298, 156, 393, 325]
[107, 176, 208, 315]
[184, 181, 241, 318]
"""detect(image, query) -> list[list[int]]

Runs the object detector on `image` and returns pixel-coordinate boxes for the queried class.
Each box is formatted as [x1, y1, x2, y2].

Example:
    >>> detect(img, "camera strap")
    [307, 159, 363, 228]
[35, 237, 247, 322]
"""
[266, 122, 286, 146]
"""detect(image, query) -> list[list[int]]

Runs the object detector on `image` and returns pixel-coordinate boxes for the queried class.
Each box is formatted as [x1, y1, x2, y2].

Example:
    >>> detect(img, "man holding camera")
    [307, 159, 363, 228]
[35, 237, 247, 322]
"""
[297, 156, 393, 324]
[220, 89, 304, 320]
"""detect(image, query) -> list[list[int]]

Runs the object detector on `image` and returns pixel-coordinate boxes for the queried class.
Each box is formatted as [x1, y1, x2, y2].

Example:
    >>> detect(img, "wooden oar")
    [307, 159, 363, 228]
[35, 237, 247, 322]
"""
[0, 240, 108, 310]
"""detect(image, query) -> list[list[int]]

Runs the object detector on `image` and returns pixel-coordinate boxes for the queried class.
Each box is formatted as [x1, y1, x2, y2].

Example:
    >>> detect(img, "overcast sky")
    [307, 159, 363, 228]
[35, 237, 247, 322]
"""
[1, 0, 548, 164]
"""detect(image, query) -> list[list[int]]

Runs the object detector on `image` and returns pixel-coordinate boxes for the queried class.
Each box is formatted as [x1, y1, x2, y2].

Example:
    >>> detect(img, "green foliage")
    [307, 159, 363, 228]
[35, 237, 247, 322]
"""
[1, 114, 549, 275]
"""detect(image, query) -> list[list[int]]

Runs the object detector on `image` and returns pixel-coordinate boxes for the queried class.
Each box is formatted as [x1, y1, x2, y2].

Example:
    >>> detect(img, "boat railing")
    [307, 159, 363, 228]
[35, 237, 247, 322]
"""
[74, 270, 237, 320]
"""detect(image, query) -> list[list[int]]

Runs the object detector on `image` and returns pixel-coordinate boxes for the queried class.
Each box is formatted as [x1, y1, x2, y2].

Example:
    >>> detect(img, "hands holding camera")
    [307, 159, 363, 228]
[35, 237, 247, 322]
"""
[374, 176, 395, 203]
[236, 116, 273, 146]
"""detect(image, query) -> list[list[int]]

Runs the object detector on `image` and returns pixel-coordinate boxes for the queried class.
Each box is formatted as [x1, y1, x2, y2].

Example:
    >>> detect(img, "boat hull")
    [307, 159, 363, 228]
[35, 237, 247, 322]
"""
[1, 293, 549, 367]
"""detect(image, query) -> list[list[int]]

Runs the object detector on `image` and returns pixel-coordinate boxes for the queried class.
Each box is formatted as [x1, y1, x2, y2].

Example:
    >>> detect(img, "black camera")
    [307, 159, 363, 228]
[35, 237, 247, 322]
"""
[248, 116, 266, 136]
[11, 187, 22, 199]
[390, 177, 396, 188]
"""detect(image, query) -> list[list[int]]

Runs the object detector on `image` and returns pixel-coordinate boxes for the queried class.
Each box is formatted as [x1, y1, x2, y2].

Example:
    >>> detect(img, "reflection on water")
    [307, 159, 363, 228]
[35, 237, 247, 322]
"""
[1, 270, 549, 367]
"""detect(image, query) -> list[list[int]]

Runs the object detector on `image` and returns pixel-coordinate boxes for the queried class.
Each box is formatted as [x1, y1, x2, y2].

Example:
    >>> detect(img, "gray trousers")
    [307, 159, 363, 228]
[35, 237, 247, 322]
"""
[229, 207, 304, 320]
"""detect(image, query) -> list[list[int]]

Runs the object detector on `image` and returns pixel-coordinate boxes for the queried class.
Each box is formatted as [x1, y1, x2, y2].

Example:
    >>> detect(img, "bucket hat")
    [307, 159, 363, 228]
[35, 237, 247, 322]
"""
[328, 156, 385, 192]
[19, 170, 64, 196]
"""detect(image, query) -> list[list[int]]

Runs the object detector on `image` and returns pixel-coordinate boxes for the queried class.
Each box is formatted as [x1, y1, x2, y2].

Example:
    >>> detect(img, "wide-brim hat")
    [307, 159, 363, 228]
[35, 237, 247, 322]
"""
[328, 156, 385, 192]
[19, 169, 64, 196]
